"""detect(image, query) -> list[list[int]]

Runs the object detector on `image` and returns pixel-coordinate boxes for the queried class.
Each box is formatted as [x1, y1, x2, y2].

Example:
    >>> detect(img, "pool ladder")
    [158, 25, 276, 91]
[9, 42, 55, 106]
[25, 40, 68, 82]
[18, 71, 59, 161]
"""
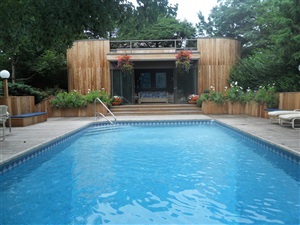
[94, 98, 117, 124]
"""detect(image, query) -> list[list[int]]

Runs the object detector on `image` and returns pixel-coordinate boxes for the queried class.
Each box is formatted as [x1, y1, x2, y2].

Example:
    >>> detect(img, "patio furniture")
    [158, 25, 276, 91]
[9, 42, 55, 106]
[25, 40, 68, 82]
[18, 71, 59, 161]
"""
[268, 109, 300, 123]
[10, 112, 47, 127]
[0, 105, 12, 141]
[138, 91, 169, 104]
[278, 113, 300, 129]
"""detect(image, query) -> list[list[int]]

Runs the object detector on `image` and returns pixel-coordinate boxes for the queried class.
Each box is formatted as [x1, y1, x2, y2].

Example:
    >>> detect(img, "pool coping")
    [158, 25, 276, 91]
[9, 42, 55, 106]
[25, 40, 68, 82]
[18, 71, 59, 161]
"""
[1, 118, 299, 174]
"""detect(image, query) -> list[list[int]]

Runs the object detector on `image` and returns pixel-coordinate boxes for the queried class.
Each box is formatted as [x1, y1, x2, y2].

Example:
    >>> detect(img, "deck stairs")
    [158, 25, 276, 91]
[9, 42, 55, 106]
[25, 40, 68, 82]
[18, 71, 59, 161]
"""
[109, 104, 202, 116]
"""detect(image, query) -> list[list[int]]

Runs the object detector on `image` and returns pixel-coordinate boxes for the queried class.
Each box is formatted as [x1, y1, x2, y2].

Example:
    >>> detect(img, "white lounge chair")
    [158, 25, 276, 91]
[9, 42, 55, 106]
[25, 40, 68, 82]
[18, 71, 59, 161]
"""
[0, 105, 12, 141]
[268, 109, 300, 123]
[278, 113, 300, 129]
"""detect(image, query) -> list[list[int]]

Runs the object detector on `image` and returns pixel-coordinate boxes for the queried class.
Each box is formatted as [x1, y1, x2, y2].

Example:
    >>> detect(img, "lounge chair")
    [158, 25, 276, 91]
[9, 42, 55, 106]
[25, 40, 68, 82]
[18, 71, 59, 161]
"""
[278, 113, 300, 129]
[268, 109, 300, 123]
[0, 105, 12, 141]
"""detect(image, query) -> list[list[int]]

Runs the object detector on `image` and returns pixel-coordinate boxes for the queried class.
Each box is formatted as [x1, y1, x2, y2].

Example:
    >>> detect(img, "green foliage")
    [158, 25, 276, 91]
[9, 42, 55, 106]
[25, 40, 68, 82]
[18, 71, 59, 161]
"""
[224, 82, 245, 103]
[198, 83, 278, 108]
[31, 50, 66, 76]
[243, 88, 256, 104]
[116, 0, 182, 40]
[230, 49, 300, 91]
[85, 89, 111, 104]
[134, 17, 196, 40]
[254, 85, 279, 108]
[196, 97, 202, 107]
[50, 89, 111, 108]
[0, 82, 48, 103]
[199, 0, 300, 92]
[0, 0, 130, 85]
[199, 87, 225, 105]
[50, 91, 87, 109]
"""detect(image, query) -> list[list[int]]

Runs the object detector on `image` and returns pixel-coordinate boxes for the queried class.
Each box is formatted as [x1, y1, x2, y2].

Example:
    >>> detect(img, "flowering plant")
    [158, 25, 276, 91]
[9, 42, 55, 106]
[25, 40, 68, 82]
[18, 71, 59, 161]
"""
[224, 81, 245, 103]
[254, 84, 278, 108]
[111, 95, 122, 102]
[187, 94, 199, 102]
[175, 50, 192, 73]
[117, 55, 134, 75]
[199, 86, 225, 105]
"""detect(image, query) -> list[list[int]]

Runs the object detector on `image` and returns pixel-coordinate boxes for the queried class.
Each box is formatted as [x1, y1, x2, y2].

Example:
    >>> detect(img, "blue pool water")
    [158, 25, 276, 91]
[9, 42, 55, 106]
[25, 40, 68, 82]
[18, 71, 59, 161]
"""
[0, 121, 299, 224]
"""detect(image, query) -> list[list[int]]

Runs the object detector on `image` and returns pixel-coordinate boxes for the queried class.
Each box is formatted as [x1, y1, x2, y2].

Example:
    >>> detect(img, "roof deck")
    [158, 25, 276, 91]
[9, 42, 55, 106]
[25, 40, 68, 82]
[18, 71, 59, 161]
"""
[107, 39, 200, 61]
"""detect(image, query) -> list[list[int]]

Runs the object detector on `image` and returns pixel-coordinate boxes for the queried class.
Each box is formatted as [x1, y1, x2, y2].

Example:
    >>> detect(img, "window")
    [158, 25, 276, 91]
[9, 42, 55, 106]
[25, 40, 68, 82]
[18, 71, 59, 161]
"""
[155, 73, 166, 88]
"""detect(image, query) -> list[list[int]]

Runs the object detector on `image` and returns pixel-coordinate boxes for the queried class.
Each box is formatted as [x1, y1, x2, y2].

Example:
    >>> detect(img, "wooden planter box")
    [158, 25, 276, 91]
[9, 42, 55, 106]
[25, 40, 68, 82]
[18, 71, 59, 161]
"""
[202, 101, 228, 114]
[228, 102, 244, 115]
[51, 103, 107, 117]
[244, 102, 268, 118]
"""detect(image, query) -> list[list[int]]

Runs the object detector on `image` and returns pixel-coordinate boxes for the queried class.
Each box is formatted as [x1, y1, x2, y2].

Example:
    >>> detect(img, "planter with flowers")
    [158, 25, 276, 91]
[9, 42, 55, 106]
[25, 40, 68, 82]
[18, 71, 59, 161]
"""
[49, 89, 110, 117]
[117, 55, 134, 75]
[187, 94, 199, 104]
[175, 50, 192, 73]
[111, 96, 122, 105]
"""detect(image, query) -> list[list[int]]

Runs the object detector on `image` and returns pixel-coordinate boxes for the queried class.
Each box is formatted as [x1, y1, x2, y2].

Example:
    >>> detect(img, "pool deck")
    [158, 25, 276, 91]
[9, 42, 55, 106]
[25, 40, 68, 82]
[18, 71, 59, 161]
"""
[0, 115, 299, 166]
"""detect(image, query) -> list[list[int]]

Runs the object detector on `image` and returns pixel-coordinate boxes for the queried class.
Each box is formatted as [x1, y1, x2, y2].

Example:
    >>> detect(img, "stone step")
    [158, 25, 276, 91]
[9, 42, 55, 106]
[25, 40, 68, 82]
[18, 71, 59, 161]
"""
[109, 104, 202, 116]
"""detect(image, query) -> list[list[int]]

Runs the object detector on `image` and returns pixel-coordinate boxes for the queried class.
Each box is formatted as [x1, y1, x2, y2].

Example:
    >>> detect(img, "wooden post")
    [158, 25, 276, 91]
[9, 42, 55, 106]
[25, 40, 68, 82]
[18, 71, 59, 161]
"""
[3, 79, 9, 97]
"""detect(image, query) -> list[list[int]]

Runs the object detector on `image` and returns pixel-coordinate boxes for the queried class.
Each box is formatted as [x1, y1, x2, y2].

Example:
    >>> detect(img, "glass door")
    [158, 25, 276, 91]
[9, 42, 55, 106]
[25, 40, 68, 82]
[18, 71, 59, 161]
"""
[111, 70, 134, 104]
[174, 67, 198, 103]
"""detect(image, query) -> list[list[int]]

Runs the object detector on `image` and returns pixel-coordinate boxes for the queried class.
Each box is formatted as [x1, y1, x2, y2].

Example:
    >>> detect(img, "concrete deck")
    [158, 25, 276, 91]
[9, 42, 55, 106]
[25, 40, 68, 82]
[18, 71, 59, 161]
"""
[0, 115, 299, 167]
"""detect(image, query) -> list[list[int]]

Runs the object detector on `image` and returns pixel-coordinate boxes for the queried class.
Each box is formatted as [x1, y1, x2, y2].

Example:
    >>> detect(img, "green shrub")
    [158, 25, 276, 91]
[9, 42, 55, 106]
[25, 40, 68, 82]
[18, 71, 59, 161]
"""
[243, 88, 255, 104]
[0, 82, 48, 103]
[50, 89, 112, 108]
[85, 89, 111, 104]
[224, 81, 245, 103]
[199, 86, 225, 105]
[254, 84, 279, 108]
[50, 90, 87, 108]
[196, 97, 202, 107]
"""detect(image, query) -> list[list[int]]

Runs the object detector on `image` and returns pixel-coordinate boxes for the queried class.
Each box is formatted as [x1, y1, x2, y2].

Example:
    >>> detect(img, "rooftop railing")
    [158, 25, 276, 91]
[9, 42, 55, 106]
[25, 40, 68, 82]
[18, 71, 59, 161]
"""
[109, 39, 198, 52]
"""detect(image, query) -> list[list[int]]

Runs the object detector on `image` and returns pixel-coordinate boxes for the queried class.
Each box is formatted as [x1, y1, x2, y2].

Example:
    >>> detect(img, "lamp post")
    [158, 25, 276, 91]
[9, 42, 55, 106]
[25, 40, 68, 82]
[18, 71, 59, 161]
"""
[0, 70, 10, 97]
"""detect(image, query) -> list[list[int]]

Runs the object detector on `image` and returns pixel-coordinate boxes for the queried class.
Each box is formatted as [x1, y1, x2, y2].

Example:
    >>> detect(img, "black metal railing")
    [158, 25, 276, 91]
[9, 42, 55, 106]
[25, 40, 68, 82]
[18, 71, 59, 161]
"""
[109, 39, 197, 52]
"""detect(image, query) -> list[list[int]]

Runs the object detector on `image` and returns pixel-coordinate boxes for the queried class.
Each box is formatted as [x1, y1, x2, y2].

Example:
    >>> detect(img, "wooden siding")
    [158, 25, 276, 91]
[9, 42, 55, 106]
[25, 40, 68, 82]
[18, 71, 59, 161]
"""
[67, 40, 111, 94]
[197, 38, 241, 93]
[0, 96, 35, 115]
[279, 92, 300, 110]
[67, 38, 241, 95]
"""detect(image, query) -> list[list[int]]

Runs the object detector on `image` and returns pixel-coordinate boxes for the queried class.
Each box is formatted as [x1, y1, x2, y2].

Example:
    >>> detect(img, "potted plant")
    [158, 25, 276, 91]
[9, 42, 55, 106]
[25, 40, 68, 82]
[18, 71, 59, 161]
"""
[117, 55, 134, 75]
[111, 96, 122, 105]
[175, 50, 192, 73]
[187, 94, 199, 104]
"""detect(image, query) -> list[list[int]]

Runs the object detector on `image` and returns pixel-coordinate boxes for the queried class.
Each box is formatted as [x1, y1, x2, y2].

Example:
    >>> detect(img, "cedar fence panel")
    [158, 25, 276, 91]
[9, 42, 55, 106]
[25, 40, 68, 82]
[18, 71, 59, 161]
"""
[0, 96, 35, 115]
[197, 38, 241, 94]
[67, 40, 111, 94]
[279, 92, 300, 110]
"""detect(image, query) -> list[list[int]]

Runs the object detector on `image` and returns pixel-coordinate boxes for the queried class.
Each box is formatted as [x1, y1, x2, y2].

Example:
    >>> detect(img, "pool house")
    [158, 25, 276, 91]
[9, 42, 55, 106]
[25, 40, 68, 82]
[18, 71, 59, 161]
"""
[67, 38, 241, 104]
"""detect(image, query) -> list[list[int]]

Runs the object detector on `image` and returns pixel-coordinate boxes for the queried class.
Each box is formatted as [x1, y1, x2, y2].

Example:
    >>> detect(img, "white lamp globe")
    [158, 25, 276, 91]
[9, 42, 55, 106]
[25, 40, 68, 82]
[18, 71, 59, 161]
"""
[0, 70, 10, 79]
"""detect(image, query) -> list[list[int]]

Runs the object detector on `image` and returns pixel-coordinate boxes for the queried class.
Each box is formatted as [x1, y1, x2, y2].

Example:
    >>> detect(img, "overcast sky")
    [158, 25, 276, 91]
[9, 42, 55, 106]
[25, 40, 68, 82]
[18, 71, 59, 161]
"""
[129, 0, 218, 25]
[168, 0, 218, 25]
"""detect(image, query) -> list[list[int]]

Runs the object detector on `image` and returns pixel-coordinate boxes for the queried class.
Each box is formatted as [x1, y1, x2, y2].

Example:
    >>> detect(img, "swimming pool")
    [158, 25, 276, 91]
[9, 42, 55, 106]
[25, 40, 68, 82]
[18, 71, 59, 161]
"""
[0, 121, 299, 224]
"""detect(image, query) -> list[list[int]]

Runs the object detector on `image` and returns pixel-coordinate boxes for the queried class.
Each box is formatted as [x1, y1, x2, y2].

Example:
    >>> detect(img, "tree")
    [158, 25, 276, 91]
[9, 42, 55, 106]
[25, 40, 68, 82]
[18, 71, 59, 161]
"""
[117, 0, 178, 39]
[0, 0, 131, 86]
[197, 0, 263, 55]
[197, 0, 300, 91]
[136, 17, 196, 40]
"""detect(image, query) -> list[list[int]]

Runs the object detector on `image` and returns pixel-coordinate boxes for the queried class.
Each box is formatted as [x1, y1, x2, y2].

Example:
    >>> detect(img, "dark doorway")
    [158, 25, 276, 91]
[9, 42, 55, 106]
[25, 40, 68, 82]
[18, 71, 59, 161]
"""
[135, 69, 173, 94]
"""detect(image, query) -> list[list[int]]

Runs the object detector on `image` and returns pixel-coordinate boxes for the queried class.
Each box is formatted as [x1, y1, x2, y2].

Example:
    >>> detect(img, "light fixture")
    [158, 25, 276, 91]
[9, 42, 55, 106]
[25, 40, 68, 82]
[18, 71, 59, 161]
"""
[298, 65, 300, 72]
[0, 70, 10, 97]
[0, 70, 10, 79]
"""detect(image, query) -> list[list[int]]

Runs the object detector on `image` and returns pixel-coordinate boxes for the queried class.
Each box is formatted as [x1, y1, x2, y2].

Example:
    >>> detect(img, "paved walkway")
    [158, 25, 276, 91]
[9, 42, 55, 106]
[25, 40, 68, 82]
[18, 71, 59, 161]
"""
[0, 115, 299, 167]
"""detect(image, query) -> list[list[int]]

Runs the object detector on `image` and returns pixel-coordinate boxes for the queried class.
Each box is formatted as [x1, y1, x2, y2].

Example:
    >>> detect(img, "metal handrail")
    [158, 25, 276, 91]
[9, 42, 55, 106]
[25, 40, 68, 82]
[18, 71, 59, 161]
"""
[109, 39, 198, 53]
[94, 98, 117, 124]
